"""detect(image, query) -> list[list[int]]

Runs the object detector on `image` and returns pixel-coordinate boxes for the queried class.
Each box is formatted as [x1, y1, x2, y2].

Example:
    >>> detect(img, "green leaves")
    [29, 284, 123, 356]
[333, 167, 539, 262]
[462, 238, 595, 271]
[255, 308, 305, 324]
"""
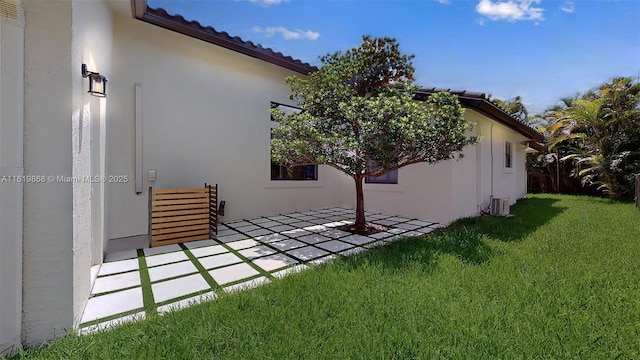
[272, 36, 477, 179]
[544, 76, 640, 199]
[271, 36, 479, 230]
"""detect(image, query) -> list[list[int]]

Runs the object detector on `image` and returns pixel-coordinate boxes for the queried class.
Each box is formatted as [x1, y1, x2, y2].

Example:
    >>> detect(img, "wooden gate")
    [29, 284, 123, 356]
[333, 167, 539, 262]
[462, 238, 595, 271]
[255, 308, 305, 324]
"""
[149, 184, 218, 247]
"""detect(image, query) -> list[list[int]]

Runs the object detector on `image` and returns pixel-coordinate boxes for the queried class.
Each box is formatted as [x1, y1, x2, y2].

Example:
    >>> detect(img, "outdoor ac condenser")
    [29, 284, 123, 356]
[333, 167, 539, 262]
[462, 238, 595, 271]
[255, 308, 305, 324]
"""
[490, 197, 510, 216]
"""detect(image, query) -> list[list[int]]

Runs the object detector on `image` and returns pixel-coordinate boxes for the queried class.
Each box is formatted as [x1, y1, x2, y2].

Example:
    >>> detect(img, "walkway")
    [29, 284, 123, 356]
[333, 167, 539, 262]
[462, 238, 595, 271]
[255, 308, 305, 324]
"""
[80, 208, 442, 333]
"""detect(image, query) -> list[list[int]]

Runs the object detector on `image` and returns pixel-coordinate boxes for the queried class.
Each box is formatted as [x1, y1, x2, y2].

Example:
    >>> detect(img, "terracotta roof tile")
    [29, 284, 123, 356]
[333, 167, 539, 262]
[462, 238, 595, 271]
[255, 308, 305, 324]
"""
[130, 1, 542, 144]
[133, 1, 317, 74]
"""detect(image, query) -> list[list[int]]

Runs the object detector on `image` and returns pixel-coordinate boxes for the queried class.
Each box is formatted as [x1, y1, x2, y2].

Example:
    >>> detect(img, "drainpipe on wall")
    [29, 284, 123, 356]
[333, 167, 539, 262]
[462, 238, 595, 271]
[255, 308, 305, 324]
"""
[489, 122, 494, 206]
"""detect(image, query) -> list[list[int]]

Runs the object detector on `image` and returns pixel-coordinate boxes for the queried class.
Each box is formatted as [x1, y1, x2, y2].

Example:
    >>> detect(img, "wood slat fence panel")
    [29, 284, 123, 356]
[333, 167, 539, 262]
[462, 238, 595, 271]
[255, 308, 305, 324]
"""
[149, 184, 218, 247]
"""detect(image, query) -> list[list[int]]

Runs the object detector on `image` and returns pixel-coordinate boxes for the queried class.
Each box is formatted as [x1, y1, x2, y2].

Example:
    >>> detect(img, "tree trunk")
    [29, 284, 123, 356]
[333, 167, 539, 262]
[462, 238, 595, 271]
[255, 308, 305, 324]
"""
[546, 164, 557, 193]
[354, 176, 366, 233]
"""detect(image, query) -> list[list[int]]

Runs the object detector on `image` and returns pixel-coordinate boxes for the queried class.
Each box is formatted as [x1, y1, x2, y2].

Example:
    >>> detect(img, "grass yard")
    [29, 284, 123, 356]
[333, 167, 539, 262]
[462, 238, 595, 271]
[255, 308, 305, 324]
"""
[7, 194, 640, 359]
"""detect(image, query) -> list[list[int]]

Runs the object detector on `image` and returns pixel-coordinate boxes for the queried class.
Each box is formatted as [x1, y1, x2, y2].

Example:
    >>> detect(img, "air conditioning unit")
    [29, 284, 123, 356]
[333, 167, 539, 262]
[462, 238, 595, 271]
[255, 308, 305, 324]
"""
[491, 197, 510, 216]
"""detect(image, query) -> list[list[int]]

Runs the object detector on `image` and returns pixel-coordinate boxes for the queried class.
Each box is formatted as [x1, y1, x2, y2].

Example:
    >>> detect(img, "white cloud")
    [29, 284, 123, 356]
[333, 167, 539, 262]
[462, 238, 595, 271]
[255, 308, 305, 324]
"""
[252, 26, 320, 40]
[475, 0, 544, 22]
[560, 0, 575, 13]
[248, 0, 288, 6]
[434, 0, 451, 4]
[477, 18, 485, 26]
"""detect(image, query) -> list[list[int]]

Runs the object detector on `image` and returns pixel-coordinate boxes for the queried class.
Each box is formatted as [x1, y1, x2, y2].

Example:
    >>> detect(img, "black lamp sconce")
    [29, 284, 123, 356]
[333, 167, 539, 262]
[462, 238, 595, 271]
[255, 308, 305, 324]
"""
[81, 63, 108, 97]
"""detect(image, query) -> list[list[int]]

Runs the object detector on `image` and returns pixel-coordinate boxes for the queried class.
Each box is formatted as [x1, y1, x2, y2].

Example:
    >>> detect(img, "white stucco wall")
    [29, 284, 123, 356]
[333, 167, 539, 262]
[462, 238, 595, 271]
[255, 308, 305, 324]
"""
[451, 126, 480, 220]
[22, 0, 75, 345]
[70, 0, 112, 328]
[364, 109, 530, 225]
[471, 110, 529, 208]
[363, 161, 454, 224]
[0, 0, 24, 353]
[22, 0, 112, 345]
[106, 12, 350, 241]
[465, 109, 529, 212]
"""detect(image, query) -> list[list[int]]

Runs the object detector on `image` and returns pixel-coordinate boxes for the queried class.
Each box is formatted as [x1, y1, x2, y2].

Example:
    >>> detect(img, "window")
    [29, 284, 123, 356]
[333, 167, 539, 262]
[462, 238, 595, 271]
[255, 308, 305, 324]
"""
[271, 163, 317, 180]
[365, 170, 398, 184]
[505, 141, 513, 169]
[365, 161, 398, 184]
[270, 102, 318, 181]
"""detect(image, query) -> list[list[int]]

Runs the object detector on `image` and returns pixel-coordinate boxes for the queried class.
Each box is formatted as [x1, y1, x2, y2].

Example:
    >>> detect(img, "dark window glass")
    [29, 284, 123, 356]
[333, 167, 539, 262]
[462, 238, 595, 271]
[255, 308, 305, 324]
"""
[270, 103, 318, 181]
[505, 141, 513, 168]
[365, 164, 398, 184]
[365, 171, 398, 184]
[271, 163, 317, 180]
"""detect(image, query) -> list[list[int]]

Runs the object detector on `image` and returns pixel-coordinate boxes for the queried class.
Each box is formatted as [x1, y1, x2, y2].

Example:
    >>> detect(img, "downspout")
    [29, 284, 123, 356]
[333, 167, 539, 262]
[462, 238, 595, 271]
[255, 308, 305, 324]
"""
[482, 122, 494, 215]
[490, 122, 494, 200]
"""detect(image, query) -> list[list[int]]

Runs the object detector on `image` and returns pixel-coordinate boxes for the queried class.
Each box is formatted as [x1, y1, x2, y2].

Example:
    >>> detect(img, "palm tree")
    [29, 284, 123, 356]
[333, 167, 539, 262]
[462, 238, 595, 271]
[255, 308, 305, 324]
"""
[492, 96, 529, 123]
[547, 77, 640, 199]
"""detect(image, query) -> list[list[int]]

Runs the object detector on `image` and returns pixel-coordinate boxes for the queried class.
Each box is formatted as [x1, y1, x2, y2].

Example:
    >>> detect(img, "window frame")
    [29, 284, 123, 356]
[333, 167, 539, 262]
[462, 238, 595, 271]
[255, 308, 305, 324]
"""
[504, 141, 513, 170]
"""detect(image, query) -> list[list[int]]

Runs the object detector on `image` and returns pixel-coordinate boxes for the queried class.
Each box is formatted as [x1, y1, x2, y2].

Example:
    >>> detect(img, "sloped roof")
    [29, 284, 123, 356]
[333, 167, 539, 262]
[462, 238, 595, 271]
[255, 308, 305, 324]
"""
[129, 1, 543, 147]
[131, 0, 317, 74]
[415, 87, 544, 144]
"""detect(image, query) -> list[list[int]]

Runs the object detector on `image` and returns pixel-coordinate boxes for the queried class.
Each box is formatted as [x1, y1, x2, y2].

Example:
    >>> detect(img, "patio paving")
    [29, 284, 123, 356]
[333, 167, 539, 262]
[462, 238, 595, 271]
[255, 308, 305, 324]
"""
[80, 207, 441, 332]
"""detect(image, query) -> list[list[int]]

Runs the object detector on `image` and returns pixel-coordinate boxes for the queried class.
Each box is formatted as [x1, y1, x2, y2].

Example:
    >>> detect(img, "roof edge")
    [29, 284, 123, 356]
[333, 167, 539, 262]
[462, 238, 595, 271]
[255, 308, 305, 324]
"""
[415, 87, 544, 142]
[130, 0, 317, 75]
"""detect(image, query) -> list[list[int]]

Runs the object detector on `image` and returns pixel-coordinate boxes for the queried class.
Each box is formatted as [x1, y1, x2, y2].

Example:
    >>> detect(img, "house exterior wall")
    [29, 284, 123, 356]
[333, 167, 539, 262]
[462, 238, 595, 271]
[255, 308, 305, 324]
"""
[364, 109, 530, 225]
[22, 0, 75, 345]
[451, 125, 480, 220]
[0, 0, 24, 353]
[21, 0, 112, 346]
[468, 109, 529, 208]
[106, 12, 350, 241]
[70, 0, 112, 331]
[363, 162, 454, 224]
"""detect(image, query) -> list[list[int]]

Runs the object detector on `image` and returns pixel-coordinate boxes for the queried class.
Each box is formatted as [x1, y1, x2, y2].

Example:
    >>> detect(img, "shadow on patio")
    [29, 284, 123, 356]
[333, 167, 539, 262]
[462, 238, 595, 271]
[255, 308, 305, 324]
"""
[80, 208, 442, 333]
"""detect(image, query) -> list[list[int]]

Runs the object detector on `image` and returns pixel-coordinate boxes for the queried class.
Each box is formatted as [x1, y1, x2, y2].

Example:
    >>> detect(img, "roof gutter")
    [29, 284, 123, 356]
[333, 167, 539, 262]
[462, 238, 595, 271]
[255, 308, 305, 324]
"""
[464, 97, 544, 142]
[415, 88, 544, 144]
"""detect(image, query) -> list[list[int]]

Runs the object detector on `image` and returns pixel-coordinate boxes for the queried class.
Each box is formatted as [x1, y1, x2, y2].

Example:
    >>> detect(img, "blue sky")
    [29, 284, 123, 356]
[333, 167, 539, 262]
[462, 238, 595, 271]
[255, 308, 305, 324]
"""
[148, 0, 639, 114]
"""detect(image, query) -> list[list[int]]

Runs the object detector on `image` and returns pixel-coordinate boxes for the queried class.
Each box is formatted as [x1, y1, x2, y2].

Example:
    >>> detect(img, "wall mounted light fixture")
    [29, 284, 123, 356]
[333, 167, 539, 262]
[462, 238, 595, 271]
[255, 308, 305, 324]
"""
[522, 141, 540, 154]
[81, 63, 108, 97]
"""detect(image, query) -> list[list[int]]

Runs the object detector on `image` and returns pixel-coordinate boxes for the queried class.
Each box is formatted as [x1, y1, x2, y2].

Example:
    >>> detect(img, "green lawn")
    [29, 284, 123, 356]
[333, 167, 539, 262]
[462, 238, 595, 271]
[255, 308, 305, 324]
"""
[8, 194, 640, 359]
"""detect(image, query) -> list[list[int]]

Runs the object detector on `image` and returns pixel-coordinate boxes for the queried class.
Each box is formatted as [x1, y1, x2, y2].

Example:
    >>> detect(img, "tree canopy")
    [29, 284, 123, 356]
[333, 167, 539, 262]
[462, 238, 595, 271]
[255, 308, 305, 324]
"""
[527, 77, 640, 199]
[491, 95, 529, 123]
[271, 36, 479, 232]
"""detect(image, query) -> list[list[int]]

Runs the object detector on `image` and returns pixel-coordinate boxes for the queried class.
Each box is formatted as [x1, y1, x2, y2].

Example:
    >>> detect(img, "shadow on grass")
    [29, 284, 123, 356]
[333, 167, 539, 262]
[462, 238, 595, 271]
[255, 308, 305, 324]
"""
[453, 196, 566, 242]
[341, 197, 565, 272]
[339, 226, 493, 276]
